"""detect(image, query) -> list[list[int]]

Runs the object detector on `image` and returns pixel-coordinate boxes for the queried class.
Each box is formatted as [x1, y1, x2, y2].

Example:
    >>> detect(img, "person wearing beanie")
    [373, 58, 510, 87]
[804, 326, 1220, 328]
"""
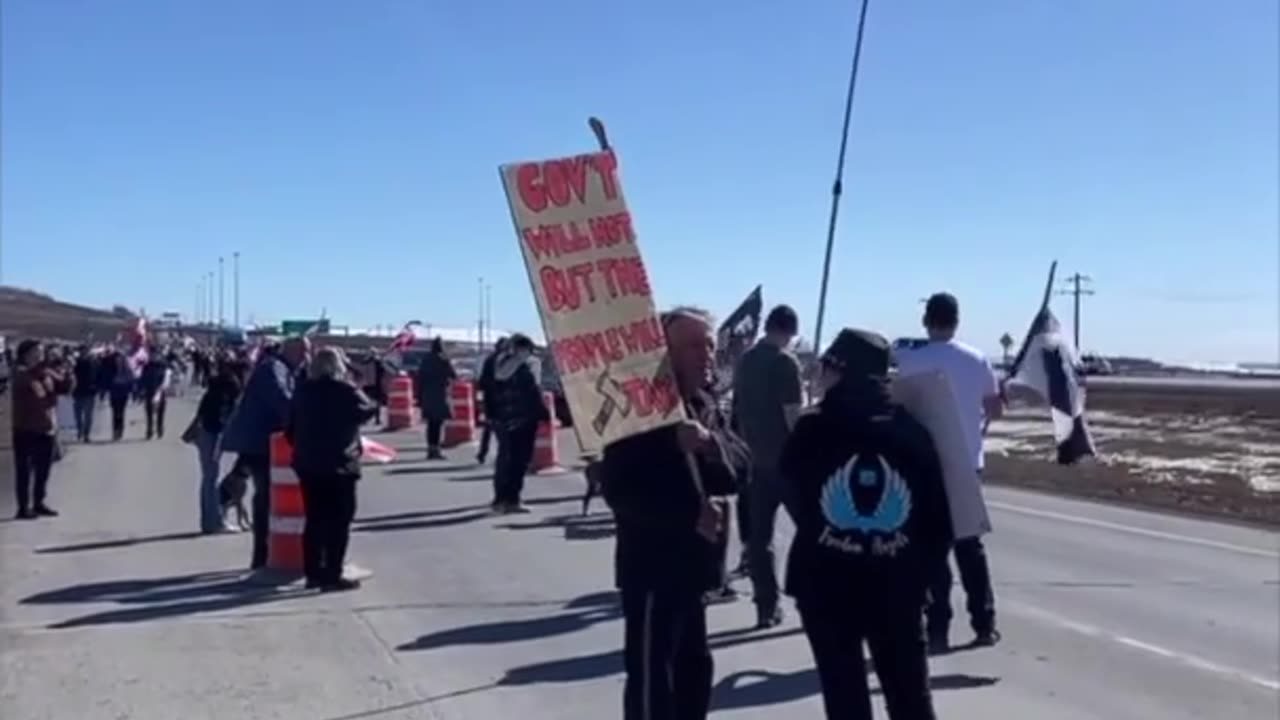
[779, 328, 952, 720]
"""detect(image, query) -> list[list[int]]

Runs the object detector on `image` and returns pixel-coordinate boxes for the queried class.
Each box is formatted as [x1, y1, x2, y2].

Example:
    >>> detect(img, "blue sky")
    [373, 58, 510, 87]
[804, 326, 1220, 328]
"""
[2, 0, 1276, 364]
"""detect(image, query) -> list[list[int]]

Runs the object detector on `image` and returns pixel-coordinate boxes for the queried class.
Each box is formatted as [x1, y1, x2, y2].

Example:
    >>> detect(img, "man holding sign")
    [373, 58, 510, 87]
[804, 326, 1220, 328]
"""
[500, 126, 749, 720]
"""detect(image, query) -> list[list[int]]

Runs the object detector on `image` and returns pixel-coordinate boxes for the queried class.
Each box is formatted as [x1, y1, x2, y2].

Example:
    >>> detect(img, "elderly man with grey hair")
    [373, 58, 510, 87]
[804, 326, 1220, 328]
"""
[222, 335, 311, 569]
[286, 347, 379, 591]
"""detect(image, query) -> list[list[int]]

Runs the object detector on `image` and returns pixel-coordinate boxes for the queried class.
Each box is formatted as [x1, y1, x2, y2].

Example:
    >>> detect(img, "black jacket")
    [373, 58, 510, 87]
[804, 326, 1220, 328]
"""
[286, 378, 379, 479]
[490, 351, 548, 431]
[601, 389, 750, 593]
[477, 352, 500, 417]
[780, 379, 952, 604]
[197, 375, 241, 435]
[72, 356, 98, 398]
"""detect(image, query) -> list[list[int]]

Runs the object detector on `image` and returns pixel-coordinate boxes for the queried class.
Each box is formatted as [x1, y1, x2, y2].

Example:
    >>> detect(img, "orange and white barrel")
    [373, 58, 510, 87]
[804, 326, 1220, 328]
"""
[267, 432, 305, 574]
[530, 392, 561, 472]
[385, 373, 414, 431]
[443, 381, 476, 447]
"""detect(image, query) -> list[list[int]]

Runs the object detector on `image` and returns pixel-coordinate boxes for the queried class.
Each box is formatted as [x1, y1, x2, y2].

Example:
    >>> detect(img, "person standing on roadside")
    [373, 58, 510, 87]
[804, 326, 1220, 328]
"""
[71, 345, 98, 442]
[475, 337, 507, 464]
[139, 347, 172, 440]
[781, 329, 951, 720]
[415, 337, 456, 460]
[287, 347, 379, 592]
[489, 334, 546, 513]
[732, 304, 804, 629]
[895, 292, 1004, 651]
[10, 339, 67, 519]
[602, 307, 750, 720]
[107, 348, 135, 442]
[221, 336, 311, 569]
[192, 357, 242, 534]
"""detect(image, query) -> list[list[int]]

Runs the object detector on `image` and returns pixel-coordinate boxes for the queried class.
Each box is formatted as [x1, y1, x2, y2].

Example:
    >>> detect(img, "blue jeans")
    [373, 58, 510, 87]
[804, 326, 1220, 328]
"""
[196, 428, 222, 533]
[72, 395, 95, 440]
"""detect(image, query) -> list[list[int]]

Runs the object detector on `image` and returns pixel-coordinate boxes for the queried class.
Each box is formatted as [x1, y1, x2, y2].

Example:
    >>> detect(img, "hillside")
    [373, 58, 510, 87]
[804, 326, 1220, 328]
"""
[0, 286, 136, 342]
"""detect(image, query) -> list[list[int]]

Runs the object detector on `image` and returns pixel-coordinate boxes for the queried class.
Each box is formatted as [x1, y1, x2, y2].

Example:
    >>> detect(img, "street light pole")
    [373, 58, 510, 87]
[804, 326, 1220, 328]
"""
[217, 257, 225, 328]
[233, 251, 240, 328]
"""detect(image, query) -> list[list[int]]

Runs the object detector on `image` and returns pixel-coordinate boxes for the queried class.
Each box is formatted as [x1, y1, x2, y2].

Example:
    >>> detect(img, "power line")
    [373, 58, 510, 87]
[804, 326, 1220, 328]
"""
[1057, 272, 1095, 350]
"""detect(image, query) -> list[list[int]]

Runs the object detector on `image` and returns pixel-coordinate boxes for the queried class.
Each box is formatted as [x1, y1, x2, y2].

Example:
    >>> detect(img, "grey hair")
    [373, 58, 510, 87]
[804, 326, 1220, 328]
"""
[309, 346, 348, 381]
[660, 305, 715, 330]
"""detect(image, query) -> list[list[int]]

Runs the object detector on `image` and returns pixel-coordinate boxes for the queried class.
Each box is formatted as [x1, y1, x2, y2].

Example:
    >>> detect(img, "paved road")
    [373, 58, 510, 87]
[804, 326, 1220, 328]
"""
[1087, 375, 1280, 394]
[2, 399, 1277, 719]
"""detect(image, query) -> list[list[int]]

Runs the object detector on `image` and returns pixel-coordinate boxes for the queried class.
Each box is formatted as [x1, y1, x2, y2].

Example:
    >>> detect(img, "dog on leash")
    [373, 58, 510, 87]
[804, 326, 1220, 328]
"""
[218, 459, 252, 531]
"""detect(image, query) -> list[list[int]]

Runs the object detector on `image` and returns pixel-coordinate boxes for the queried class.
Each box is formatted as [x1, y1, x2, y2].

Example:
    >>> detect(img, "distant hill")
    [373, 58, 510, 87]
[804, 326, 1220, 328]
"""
[0, 286, 136, 343]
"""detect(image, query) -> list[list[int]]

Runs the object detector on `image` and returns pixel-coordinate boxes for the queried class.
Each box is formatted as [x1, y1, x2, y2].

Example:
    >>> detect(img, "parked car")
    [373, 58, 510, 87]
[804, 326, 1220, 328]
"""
[1080, 353, 1114, 376]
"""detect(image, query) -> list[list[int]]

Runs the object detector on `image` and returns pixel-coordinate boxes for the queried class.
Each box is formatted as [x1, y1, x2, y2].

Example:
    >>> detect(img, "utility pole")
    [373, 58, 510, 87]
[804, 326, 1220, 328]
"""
[208, 272, 215, 328]
[1058, 272, 1095, 350]
[233, 251, 240, 328]
[477, 277, 486, 354]
[217, 256, 225, 328]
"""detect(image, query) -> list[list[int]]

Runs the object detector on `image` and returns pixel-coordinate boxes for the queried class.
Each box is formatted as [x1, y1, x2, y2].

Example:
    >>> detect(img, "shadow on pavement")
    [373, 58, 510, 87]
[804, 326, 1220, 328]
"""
[353, 511, 494, 534]
[496, 623, 806, 687]
[20, 568, 307, 629]
[710, 669, 999, 710]
[497, 512, 616, 541]
[34, 531, 205, 555]
[396, 592, 622, 652]
[384, 464, 478, 476]
[353, 494, 582, 526]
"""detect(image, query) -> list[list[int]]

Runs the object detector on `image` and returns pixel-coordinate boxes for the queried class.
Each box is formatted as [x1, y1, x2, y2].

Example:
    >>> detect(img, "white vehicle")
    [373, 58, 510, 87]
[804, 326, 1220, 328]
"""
[1080, 353, 1114, 376]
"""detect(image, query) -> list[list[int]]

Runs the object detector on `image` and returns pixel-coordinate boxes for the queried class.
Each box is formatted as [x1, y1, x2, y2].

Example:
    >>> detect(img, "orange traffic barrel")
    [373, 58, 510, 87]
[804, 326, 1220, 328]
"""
[267, 432, 305, 574]
[530, 392, 561, 472]
[385, 373, 415, 431]
[443, 381, 476, 447]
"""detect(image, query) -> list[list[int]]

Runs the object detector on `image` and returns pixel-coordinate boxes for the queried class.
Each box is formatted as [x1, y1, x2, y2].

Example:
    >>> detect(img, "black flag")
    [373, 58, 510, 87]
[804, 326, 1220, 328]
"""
[714, 285, 763, 392]
[1008, 262, 1095, 465]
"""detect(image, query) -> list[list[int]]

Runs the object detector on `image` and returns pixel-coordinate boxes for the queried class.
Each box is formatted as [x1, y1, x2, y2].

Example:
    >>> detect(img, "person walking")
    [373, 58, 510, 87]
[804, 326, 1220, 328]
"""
[895, 292, 1005, 651]
[414, 337, 456, 460]
[732, 304, 804, 629]
[286, 348, 379, 592]
[221, 336, 310, 569]
[10, 340, 68, 519]
[601, 307, 750, 720]
[780, 329, 952, 720]
[139, 348, 172, 440]
[475, 337, 507, 464]
[106, 350, 135, 442]
[71, 345, 98, 442]
[489, 334, 546, 513]
[192, 357, 242, 534]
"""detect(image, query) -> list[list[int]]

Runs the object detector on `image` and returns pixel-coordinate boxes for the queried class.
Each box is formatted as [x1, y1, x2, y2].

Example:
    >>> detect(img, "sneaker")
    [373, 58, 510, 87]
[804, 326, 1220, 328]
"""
[427, 449, 445, 460]
[972, 629, 1002, 648]
[305, 578, 324, 590]
[507, 503, 532, 514]
[15, 508, 35, 521]
[321, 578, 362, 593]
[34, 505, 59, 517]
[755, 606, 784, 630]
[705, 586, 739, 605]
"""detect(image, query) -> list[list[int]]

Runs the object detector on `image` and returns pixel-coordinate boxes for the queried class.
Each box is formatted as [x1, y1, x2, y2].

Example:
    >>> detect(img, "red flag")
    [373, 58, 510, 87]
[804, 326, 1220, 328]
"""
[386, 320, 422, 353]
[360, 436, 397, 464]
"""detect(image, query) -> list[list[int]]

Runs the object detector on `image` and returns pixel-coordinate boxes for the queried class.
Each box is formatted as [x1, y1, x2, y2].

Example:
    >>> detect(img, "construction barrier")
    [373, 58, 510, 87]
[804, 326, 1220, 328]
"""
[531, 392, 561, 472]
[443, 381, 476, 447]
[267, 432, 305, 574]
[385, 373, 414, 431]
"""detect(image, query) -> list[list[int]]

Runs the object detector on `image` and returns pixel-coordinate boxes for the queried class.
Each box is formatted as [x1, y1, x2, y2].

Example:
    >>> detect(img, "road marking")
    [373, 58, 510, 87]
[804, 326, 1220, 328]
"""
[987, 501, 1280, 558]
[1008, 602, 1280, 692]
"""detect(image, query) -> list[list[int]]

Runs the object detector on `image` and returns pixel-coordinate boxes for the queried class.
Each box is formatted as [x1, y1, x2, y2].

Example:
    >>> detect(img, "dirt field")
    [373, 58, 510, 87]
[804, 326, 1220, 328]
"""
[986, 383, 1280, 528]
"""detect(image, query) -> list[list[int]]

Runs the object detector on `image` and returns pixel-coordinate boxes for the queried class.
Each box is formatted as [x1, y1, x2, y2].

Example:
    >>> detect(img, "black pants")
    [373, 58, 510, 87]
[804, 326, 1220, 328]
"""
[144, 395, 167, 439]
[241, 453, 271, 568]
[12, 430, 55, 512]
[925, 536, 996, 638]
[798, 594, 936, 720]
[621, 587, 713, 720]
[72, 395, 96, 441]
[297, 474, 358, 585]
[745, 469, 784, 612]
[109, 391, 130, 440]
[425, 418, 445, 451]
[493, 423, 537, 505]
[476, 423, 494, 461]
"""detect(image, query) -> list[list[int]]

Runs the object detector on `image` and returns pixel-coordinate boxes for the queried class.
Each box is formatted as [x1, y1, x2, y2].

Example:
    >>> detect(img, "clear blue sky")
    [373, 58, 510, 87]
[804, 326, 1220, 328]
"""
[2, 0, 1277, 364]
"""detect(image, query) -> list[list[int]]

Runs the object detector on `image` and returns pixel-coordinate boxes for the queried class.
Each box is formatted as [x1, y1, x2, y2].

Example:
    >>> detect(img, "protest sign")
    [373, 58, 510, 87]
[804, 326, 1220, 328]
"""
[891, 371, 992, 539]
[500, 148, 685, 455]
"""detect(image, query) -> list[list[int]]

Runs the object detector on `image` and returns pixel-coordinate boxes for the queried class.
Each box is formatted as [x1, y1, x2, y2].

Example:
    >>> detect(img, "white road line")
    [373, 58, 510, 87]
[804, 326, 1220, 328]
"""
[1007, 602, 1280, 692]
[987, 501, 1280, 558]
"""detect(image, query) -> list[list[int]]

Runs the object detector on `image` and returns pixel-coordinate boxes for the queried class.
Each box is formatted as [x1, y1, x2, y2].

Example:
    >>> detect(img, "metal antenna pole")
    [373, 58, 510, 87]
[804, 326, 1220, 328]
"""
[812, 0, 873, 357]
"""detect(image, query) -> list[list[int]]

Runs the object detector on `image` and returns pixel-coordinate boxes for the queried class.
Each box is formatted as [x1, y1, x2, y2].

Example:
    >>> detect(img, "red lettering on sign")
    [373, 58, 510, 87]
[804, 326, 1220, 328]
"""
[596, 255, 653, 300]
[620, 375, 679, 418]
[589, 212, 634, 249]
[516, 163, 546, 213]
[515, 154, 617, 214]
[550, 317, 667, 375]
[592, 150, 620, 201]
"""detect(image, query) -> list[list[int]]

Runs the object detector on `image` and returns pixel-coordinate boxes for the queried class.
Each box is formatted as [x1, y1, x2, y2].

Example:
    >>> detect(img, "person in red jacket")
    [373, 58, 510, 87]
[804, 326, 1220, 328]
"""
[10, 339, 70, 519]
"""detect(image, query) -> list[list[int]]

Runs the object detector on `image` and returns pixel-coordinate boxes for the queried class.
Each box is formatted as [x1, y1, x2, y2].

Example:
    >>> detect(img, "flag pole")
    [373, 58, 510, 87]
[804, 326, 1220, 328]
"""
[812, 0, 873, 358]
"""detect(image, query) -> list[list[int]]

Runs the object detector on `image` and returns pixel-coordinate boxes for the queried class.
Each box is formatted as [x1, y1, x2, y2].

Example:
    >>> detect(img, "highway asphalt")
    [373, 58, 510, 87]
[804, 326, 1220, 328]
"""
[1, 399, 1277, 719]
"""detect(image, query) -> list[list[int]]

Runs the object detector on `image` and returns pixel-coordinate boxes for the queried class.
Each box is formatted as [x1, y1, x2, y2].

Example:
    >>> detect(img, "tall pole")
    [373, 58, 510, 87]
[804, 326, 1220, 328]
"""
[1058, 272, 1095, 350]
[233, 251, 240, 328]
[812, 0, 873, 357]
[217, 257, 225, 328]
[208, 272, 215, 328]
[485, 284, 492, 346]
[477, 277, 485, 354]
[196, 280, 202, 325]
